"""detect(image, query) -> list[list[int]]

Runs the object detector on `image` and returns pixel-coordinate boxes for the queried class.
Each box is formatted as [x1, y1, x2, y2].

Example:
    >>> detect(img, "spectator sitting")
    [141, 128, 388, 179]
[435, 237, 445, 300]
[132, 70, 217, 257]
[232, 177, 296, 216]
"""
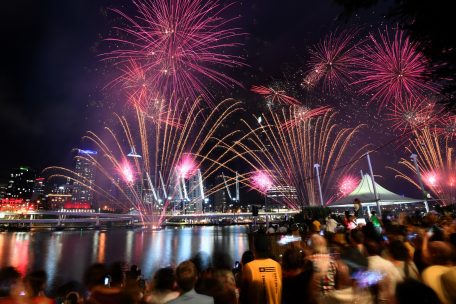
[168, 261, 213, 304]
[24, 270, 53, 304]
[146, 267, 179, 304]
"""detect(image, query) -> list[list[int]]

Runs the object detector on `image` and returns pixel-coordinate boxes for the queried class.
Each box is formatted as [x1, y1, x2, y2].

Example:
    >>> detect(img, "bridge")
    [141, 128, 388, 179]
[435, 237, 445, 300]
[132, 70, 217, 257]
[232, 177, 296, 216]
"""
[0, 210, 299, 228]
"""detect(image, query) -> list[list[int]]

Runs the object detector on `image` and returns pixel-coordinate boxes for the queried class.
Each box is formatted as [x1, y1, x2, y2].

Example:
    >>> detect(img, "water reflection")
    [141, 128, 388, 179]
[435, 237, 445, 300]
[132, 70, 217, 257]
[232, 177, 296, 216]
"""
[0, 226, 248, 286]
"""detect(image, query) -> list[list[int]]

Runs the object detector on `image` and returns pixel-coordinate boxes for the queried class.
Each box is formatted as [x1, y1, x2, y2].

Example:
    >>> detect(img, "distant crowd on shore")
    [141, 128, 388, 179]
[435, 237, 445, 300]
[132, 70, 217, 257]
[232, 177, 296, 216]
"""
[2, 203, 456, 304]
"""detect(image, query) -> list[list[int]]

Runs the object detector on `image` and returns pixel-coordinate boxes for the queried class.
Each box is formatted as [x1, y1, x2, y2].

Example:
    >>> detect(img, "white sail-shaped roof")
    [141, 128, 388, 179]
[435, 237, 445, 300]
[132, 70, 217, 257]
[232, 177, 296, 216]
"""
[330, 174, 421, 207]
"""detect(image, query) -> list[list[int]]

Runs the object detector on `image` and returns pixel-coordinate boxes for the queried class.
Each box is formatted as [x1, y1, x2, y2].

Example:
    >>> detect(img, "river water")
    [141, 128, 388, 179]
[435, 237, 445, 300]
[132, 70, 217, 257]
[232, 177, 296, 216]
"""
[0, 225, 249, 289]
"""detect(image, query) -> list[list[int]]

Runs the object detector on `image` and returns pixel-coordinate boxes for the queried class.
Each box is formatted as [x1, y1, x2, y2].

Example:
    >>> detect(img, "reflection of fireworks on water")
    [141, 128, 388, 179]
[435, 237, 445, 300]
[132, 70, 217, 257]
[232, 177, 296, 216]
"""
[386, 97, 439, 132]
[250, 170, 274, 194]
[251, 85, 300, 106]
[45, 99, 243, 225]
[305, 29, 359, 91]
[104, 0, 244, 104]
[338, 175, 359, 197]
[390, 128, 456, 205]
[230, 110, 368, 208]
[353, 28, 436, 108]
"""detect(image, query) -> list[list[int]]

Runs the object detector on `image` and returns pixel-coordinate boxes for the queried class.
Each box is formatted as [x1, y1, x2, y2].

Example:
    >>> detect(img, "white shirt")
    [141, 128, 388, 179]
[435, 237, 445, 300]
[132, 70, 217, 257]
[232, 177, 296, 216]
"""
[368, 255, 403, 302]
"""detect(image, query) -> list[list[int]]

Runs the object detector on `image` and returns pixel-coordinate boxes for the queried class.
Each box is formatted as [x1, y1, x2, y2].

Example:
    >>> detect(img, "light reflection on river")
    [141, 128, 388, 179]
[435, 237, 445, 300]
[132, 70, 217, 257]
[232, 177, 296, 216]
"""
[0, 226, 248, 289]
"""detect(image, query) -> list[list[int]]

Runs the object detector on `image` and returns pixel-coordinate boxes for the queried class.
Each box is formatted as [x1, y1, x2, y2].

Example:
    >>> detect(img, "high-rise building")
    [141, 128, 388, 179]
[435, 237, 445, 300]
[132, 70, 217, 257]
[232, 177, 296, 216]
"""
[212, 174, 228, 213]
[6, 166, 36, 201]
[266, 185, 298, 209]
[187, 169, 205, 213]
[0, 184, 7, 199]
[47, 182, 72, 210]
[72, 149, 97, 206]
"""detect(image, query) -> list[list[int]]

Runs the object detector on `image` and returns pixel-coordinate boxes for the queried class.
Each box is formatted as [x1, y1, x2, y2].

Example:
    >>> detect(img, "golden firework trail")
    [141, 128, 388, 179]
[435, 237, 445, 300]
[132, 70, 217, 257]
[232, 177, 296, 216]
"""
[45, 99, 243, 226]
[226, 108, 368, 208]
[390, 128, 456, 205]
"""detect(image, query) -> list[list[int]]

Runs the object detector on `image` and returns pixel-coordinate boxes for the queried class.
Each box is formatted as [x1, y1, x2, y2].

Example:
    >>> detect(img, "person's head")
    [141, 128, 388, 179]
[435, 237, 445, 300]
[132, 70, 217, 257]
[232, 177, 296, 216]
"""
[371, 211, 377, 216]
[241, 250, 254, 266]
[282, 248, 304, 271]
[365, 239, 383, 256]
[153, 267, 175, 291]
[84, 263, 108, 289]
[428, 241, 453, 266]
[212, 252, 233, 271]
[389, 240, 410, 262]
[0, 267, 21, 297]
[109, 262, 125, 287]
[175, 261, 198, 293]
[25, 270, 47, 297]
[308, 234, 328, 254]
[395, 279, 441, 304]
[350, 229, 364, 245]
[254, 234, 269, 258]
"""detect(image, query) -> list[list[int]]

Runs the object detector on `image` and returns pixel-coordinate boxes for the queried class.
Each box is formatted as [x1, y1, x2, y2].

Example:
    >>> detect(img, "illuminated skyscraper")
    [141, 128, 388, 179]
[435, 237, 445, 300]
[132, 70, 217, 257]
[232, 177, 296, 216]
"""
[72, 149, 97, 205]
[6, 166, 36, 201]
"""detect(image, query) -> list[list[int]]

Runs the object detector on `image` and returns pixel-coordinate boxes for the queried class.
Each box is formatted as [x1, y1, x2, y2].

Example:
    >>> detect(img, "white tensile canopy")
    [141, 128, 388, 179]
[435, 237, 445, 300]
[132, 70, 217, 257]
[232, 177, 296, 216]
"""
[329, 174, 422, 208]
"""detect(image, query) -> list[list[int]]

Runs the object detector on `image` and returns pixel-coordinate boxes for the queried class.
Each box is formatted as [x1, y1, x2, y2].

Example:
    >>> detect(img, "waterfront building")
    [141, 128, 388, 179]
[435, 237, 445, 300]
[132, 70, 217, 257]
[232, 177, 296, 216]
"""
[46, 182, 72, 210]
[72, 149, 97, 207]
[266, 185, 298, 209]
[0, 183, 6, 199]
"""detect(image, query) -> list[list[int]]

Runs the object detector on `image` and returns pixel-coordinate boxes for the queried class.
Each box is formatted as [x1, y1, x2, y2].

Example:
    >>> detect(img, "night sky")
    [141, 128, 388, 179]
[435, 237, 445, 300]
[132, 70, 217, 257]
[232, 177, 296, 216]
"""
[0, 0, 418, 198]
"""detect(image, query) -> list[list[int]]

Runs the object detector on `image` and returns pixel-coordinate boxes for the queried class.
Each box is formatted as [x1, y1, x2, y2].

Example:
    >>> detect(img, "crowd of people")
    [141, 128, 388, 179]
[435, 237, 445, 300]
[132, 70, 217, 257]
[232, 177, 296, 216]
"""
[1, 203, 456, 304]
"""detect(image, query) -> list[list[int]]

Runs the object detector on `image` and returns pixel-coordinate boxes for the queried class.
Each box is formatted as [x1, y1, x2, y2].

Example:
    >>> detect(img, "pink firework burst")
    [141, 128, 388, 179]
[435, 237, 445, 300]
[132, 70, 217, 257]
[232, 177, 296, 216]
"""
[281, 106, 332, 130]
[251, 170, 273, 193]
[176, 155, 198, 179]
[104, 0, 245, 104]
[353, 28, 437, 107]
[386, 97, 440, 132]
[251, 85, 300, 106]
[305, 29, 359, 91]
[118, 159, 135, 184]
[337, 175, 359, 197]
[435, 115, 456, 139]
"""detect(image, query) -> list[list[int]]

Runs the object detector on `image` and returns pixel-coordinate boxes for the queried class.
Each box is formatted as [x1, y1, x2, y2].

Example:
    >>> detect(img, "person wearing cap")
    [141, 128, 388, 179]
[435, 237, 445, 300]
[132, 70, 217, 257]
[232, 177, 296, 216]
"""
[239, 234, 282, 304]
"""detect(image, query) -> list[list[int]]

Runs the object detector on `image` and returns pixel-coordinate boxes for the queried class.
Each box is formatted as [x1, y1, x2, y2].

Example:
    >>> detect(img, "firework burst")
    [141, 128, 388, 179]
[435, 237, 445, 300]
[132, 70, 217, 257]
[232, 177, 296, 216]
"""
[281, 105, 332, 130]
[250, 170, 274, 193]
[305, 29, 359, 91]
[104, 0, 245, 104]
[390, 128, 456, 205]
[353, 28, 437, 107]
[229, 110, 368, 208]
[45, 99, 243, 226]
[250, 85, 300, 106]
[386, 97, 440, 132]
[337, 175, 359, 197]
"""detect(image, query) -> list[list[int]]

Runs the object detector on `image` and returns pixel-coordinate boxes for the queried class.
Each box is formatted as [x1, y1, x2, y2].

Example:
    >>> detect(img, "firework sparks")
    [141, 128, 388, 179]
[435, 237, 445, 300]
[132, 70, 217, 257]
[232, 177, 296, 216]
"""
[251, 170, 273, 193]
[281, 105, 332, 130]
[390, 128, 456, 205]
[104, 0, 245, 104]
[176, 155, 198, 179]
[435, 115, 456, 139]
[230, 110, 368, 208]
[338, 175, 359, 197]
[251, 85, 300, 106]
[386, 97, 440, 132]
[45, 99, 244, 225]
[353, 28, 437, 107]
[305, 29, 359, 91]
